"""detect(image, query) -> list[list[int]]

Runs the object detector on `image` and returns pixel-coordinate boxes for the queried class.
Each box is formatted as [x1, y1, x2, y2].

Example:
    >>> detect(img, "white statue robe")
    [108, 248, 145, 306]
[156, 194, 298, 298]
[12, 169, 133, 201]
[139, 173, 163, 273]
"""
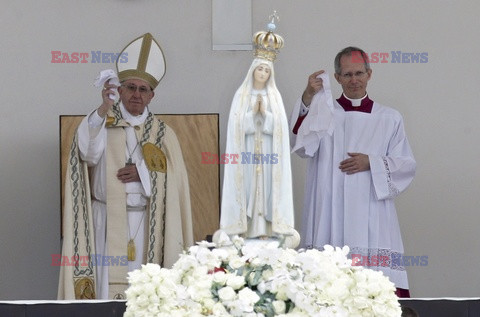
[290, 89, 416, 289]
[243, 89, 273, 237]
[221, 58, 296, 242]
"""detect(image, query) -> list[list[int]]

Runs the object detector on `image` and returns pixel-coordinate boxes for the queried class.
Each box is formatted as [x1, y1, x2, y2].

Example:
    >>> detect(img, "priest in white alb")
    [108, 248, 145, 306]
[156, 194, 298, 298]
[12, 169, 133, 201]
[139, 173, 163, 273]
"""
[290, 47, 416, 297]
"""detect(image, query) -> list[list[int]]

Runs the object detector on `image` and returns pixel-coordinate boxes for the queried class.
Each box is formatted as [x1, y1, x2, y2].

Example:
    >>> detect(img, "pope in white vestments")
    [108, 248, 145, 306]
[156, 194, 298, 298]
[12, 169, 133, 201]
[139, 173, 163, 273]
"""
[290, 47, 416, 297]
[220, 19, 298, 247]
[58, 33, 193, 300]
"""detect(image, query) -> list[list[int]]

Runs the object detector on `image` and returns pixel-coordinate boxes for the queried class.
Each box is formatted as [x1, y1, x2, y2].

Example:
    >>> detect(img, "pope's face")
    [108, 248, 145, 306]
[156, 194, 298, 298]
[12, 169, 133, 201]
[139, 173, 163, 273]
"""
[253, 64, 271, 87]
[118, 79, 155, 116]
[334, 54, 372, 99]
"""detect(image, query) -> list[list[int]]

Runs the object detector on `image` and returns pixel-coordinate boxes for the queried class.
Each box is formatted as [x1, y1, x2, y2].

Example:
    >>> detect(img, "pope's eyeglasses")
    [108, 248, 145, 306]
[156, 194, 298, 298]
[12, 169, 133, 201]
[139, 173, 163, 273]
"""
[122, 84, 152, 96]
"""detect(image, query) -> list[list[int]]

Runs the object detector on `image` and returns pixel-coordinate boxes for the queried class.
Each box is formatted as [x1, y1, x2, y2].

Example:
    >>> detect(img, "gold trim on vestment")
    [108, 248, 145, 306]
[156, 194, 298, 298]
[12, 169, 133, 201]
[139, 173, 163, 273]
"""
[138, 33, 152, 73]
[142, 142, 167, 172]
[117, 70, 158, 90]
[106, 116, 115, 127]
[74, 277, 95, 299]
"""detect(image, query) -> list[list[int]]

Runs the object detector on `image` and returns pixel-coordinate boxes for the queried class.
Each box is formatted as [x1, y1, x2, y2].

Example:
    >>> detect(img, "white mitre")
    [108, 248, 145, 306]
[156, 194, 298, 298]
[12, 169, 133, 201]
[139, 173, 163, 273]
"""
[116, 32, 166, 89]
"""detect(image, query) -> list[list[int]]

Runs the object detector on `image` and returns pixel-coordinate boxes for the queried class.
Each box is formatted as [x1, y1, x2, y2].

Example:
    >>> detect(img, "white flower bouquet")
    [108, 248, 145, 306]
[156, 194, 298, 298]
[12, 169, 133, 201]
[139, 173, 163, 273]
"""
[124, 235, 401, 316]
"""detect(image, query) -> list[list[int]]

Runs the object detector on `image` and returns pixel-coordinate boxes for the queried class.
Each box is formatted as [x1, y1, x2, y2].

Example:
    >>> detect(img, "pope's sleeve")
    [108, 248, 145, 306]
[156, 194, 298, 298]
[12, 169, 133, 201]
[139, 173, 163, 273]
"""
[77, 109, 107, 166]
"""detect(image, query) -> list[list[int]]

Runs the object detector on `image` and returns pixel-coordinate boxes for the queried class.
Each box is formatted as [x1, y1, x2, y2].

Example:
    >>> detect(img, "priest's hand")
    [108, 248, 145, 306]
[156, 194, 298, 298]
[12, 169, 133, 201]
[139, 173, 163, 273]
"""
[97, 81, 117, 118]
[117, 164, 141, 183]
[339, 153, 370, 175]
[302, 70, 325, 107]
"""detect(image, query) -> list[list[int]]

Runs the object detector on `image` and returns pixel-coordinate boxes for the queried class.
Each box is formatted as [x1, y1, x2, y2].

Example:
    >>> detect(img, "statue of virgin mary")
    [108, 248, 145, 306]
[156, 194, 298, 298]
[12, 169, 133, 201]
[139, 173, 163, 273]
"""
[219, 14, 299, 248]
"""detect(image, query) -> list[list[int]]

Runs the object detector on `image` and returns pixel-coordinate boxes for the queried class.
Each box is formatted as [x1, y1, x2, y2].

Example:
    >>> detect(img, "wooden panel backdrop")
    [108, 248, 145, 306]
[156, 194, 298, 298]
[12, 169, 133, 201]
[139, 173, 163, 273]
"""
[60, 114, 220, 243]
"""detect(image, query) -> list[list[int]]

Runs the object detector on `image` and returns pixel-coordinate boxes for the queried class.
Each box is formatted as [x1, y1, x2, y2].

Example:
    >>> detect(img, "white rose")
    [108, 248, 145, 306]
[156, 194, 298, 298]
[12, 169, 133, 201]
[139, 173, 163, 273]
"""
[250, 257, 262, 267]
[211, 302, 229, 315]
[227, 274, 246, 290]
[212, 270, 227, 284]
[135, 293, 150, 308]
[227, 299, 245, 316]
[142, 283, 156, 296]
[174, 256, 197, 272]
[196, 240, 216, 248]
[262, 269, 274, 280]
[127, 269, 142, 284]
[144, 263, 161, 276]
[189, 284, 213, 301]
[257, 281, 266, 294]
[195, 247, 215, 265]
[202, 297, 216, 310]
[218, 286, 237, 301]
[157, 287, 176, 300]
[229, 258, 245, 270]
[350, 295, 370, 310]
[238, 287, 260, 306]
[212, 248, 230, 261]
[372, 302, 388, 315]
[272, 300, 286, 314]
[232, 235, 245, 248]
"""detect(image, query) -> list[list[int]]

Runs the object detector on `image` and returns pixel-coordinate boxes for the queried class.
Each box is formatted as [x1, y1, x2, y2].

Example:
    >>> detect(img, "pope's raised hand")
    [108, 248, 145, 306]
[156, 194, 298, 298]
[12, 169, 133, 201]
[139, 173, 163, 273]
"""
[97, 81, 118, 118]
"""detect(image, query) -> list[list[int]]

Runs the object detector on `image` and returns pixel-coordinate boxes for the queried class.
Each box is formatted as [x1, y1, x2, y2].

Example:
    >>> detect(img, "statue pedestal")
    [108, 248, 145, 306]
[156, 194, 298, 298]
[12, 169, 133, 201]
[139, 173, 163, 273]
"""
[213, 229, 300, 249]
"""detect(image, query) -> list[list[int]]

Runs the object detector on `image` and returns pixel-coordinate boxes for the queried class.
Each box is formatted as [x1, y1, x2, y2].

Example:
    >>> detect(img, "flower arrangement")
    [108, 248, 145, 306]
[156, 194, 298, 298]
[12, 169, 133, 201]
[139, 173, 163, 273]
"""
[124, 234, 401, 317]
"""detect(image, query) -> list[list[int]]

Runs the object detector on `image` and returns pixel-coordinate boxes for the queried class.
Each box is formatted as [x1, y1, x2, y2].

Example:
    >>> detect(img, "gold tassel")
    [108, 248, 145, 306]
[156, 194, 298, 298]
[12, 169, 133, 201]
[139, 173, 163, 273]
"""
[127, 239, 136, 261]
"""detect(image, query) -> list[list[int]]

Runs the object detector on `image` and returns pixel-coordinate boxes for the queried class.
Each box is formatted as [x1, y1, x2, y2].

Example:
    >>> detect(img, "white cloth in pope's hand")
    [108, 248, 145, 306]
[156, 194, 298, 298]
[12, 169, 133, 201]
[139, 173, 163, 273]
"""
[94, 69, 120, 100]
[291, 72, 335, 157]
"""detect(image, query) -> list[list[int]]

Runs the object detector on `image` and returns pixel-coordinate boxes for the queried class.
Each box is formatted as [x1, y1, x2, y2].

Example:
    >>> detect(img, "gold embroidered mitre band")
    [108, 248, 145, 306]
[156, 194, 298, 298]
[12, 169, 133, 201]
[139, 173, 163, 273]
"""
[116, 33, 166, 89]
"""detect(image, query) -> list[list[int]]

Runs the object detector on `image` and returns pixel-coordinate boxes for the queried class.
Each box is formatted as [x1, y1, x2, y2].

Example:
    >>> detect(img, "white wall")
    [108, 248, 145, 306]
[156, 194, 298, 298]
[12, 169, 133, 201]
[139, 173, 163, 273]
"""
[0, 0, 478, 299]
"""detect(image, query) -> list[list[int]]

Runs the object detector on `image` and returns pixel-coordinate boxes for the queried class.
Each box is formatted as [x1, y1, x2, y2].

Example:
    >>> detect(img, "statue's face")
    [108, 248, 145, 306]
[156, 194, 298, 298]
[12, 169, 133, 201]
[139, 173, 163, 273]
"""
[253, 64, 271, 87]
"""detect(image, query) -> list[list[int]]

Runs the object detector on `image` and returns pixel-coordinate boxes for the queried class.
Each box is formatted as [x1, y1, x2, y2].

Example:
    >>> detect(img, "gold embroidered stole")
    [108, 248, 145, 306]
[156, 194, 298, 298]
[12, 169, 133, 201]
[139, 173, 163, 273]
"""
[59, 133, 96, 299]
[106, 104, 167, 299]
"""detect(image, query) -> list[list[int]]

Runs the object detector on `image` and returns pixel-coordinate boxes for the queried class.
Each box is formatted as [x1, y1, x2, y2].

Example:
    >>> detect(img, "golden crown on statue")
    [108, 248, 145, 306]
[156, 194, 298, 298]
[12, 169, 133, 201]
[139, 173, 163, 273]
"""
[253, 11, 284, 62]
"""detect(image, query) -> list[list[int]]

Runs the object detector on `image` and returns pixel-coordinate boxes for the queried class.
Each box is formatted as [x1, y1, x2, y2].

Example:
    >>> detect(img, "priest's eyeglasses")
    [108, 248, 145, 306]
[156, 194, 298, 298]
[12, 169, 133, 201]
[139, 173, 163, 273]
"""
[339, 71, 368, 80]
[122, 84, 152, 96]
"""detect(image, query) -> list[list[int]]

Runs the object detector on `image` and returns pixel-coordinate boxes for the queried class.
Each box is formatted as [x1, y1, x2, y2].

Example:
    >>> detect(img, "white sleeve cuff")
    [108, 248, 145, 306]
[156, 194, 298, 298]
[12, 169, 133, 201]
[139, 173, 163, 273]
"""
[88, 110, 105, 128]
[299, 102, 310, 116]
